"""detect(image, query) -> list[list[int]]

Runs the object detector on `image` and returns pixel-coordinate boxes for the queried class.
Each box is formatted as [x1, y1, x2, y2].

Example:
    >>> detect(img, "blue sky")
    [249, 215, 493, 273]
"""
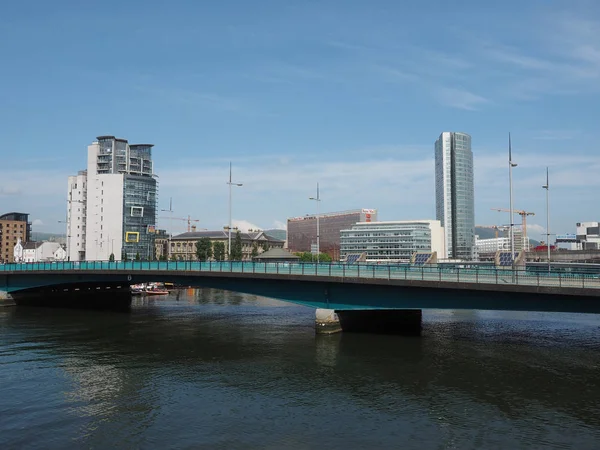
[1, 0, 599, 238]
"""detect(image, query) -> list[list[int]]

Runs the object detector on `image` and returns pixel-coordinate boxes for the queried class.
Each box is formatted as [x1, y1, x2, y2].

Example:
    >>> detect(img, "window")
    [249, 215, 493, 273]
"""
[130, 206, 144, 217]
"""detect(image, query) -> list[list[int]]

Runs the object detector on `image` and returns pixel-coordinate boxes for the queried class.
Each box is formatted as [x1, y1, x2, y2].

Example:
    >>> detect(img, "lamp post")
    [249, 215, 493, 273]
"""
[508, 133, 518, 261]
[161, 197, 174, 260]
[309, 183, 321, 263]
[542, 167, 550, 272]
[227, 162, 243, 260]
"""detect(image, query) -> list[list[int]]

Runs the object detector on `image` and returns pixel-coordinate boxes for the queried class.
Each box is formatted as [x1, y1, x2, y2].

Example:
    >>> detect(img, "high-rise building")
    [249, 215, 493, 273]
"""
[287, 209, 377, 259]
[66, 136, 158, 261]
[435, 132, 475, 260]
[0, 212, 30, 263]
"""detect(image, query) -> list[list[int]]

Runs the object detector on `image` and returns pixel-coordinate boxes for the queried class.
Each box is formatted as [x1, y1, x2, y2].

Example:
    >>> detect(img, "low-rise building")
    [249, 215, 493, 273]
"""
[340, 220, 446, 262]
[169, 230, 284, 261]
[475, 230, 526, 261]
[23, 241, 66, 263]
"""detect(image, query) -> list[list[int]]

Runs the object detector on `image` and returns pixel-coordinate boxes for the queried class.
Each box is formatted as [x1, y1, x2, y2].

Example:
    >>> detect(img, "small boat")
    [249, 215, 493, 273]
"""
[144, 289, 169, 296]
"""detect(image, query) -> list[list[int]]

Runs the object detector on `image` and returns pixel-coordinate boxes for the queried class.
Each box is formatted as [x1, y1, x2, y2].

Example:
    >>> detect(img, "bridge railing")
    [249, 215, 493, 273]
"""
[1, 260, 599, 290]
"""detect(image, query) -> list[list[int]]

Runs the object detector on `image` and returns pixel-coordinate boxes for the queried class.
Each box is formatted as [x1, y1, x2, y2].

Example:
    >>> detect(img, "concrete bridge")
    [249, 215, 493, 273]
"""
[2, 261, 600, 334]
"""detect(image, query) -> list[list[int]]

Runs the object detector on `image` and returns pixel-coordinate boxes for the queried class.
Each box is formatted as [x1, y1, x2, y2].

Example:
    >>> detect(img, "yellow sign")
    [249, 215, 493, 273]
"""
[125, 232, 140, 243]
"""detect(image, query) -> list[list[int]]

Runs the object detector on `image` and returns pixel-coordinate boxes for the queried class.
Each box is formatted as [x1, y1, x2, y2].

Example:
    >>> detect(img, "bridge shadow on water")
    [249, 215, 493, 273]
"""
[3, 287, 600, 444]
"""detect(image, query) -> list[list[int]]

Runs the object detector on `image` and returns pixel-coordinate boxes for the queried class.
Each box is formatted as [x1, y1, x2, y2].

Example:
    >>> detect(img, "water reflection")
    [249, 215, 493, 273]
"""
[1, 289, 600, 449]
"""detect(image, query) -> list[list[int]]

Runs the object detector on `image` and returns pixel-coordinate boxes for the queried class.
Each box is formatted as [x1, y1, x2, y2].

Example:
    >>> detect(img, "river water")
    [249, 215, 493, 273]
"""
[1, 288, 600, 449]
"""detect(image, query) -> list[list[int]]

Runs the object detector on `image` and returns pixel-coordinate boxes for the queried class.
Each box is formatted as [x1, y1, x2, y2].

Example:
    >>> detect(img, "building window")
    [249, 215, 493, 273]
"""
[130, 206, 144, 217]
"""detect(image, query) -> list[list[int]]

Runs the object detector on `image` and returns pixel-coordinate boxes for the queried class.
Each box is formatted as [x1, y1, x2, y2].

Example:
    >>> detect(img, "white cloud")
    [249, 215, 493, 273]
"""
[32, 219, 44, 226]
[0, 186, 22, 196]
[232, 219, 262, 232]
[272, 220, 286, 230]
[434, 87, 489, 110]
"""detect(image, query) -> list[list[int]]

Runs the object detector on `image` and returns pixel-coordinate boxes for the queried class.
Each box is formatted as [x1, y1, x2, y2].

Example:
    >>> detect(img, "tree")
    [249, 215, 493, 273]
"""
[261, 242, 270, 252]
[230, 230, 243, 260]
[159, 254, 167, 261]
[195, 238, 213, 261]
[213, 241, 225, 261]
[135, 252, 141, 261]
[109, 253, 115, 262]
[295, 252, 332, 262]
[170, 254, 177, 261]
[122, 251, 128, 261]
[251, 242, 259, 258]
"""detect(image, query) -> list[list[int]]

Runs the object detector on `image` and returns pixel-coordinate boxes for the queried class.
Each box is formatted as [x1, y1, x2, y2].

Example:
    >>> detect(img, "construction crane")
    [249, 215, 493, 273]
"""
[491, 208, 535, 250]
[476, 225, 510, 239]
[158, 215, 202, 232]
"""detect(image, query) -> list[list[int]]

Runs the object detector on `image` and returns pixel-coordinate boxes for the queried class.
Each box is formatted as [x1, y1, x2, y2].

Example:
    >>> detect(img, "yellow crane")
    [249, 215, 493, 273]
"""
[491, 208, 535, 249]
[158, 215, 202, 232]
[476, 225, 510, 239]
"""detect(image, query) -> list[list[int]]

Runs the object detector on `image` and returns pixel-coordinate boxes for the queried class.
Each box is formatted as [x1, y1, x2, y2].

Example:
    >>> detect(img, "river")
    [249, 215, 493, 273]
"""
[1, 288, 600, 449]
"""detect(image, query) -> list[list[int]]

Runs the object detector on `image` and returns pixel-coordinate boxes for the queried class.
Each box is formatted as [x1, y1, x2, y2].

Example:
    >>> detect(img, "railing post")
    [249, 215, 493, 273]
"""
[277, 262, 279, 274]
[302, 264, 304, 275]
[439, 266, 441, 282]
[315, 262, 318, 276]
[496, 269, 498, 284]
[358, 264, 360, 277]
[388, 265, 391, 280]
[421, 266, 424, 281]
[476, 266, 478, 283]
[456, 267, 459, 283]
[343, 264, 346, 278]
[329, 264, 332, 277]
[372, 266, 375, 278]
[537, 272, 540, 287]
[559, 272, 562, 287]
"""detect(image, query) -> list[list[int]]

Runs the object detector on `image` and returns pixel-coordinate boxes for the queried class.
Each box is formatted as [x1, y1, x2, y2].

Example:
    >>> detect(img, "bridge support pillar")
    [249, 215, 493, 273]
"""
[315, 308, 342, 334]
[335, 309, 422, 335]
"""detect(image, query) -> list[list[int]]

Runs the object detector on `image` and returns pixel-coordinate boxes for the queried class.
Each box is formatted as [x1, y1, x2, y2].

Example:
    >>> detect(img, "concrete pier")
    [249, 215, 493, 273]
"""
[336, 309, 422, 335]
[315, 309, 342, 334]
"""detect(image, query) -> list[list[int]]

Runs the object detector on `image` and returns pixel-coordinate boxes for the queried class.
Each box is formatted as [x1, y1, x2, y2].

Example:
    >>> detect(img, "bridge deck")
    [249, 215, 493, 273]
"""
[2, 261, 599, 294]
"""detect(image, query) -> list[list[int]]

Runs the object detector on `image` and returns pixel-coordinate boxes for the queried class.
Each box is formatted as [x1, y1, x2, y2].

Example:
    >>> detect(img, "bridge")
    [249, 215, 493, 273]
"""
[2, 260, 600, 334]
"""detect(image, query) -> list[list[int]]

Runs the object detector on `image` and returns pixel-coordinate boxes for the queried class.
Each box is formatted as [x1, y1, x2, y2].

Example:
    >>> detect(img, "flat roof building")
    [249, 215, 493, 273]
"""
[340, 220, 446, 262]
[0, 212, 30, 263]
[287, 209, 377, 259]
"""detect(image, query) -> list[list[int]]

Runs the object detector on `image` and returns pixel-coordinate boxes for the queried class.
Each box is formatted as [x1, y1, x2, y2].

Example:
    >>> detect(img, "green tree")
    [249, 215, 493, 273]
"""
[159, 254, 167, 261]
[213, 241, 226, 261]
[294, 252, 331, 262]
[230, 230, 243, 260]
[261, 242, 270, 252]
[170, 254, 177, 261]
[122, 251, 128, 261]
[195, 238, 213, 261]
[251, 242, 259, 258]
[135, 252, 141, 261]
[109, 253, 115, 262]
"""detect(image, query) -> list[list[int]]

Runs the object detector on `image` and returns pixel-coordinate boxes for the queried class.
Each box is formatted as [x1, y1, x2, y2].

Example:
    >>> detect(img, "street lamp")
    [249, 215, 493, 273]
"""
[227, 162, 243, 260]
[309, 183, 321, 263]
[508, 133, 518, 261]
[542, 167, 550, 272]
[161, 197, 174, 259]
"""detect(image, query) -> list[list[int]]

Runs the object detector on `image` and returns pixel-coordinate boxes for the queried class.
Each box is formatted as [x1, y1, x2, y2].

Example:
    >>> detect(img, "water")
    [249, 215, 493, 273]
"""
[2, 289, 600, 449]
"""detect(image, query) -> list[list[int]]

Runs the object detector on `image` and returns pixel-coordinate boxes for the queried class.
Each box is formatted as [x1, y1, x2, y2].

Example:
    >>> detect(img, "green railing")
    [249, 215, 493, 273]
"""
[1, 261, 600, 290]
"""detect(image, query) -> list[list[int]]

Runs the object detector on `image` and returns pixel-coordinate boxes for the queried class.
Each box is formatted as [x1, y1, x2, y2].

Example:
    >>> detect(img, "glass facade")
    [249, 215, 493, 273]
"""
[122, 175, 157, 260]
[340, 222, 432, 261]
[435, 132, 474, 260]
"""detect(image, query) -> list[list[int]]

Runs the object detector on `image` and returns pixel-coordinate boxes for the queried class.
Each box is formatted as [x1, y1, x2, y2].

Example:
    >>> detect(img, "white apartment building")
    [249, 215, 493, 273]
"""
[475, 230, 526, 259]
[340, 220, 446, 262]
[67, 136, 158, 261]
[435, 132, 475, 260]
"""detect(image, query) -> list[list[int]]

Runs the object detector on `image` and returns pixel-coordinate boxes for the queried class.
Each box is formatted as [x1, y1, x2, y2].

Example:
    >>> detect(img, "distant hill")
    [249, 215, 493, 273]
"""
[264, 229, 286, 241]
[31, 232, 66, 243]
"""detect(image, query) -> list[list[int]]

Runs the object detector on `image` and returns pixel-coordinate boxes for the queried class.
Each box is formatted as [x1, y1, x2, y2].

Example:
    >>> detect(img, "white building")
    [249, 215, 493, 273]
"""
[475, 230, 526, 260]
[435, 132, 475, 260]
[23, 242, 66, 263]
[67, 136, 158, 261]
[575, 222, 600, 250]
[340, 220, 446, 262]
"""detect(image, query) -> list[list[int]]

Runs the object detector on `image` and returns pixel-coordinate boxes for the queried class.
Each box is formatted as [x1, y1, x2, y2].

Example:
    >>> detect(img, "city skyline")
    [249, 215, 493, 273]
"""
[0, 1, 599, 238]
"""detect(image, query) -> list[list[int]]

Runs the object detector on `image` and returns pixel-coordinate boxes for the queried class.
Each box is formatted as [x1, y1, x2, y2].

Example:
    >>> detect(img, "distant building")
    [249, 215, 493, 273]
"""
[340, 220, 446, 262]
[253, 248, 300, 263]
[575, 222, 600, 250]
[169, 230, 284, 261]
[476, 230, 525, 261]
[0, 212, 30, 263]
[66, 136, 158, 261]
[287, 209, 377, 259]
[435, 132, 475, 260]
[23, 241, 66, 263]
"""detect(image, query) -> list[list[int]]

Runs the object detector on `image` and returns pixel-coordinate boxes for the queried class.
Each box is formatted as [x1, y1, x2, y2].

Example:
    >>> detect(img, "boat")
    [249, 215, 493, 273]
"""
[143, 282, 169, 296]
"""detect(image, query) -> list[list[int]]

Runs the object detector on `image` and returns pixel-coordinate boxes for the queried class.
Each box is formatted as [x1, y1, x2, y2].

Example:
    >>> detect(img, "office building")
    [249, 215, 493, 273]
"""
[574, 222, 600, 250]
[287, 209, 377, 259]
[66, 136, 158, 261]
[340, 220, 446, 262]
[0, 212, 30, 263]
[435, 132, 475, 260]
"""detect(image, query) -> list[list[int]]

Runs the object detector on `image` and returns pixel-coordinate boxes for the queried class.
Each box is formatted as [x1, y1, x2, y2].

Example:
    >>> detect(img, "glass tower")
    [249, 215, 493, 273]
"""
[435, 132, 474, 260]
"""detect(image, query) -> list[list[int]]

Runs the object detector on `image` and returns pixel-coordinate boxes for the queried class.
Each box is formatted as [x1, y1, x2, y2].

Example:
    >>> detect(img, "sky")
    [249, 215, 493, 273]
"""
[1, 0, 599, 239]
